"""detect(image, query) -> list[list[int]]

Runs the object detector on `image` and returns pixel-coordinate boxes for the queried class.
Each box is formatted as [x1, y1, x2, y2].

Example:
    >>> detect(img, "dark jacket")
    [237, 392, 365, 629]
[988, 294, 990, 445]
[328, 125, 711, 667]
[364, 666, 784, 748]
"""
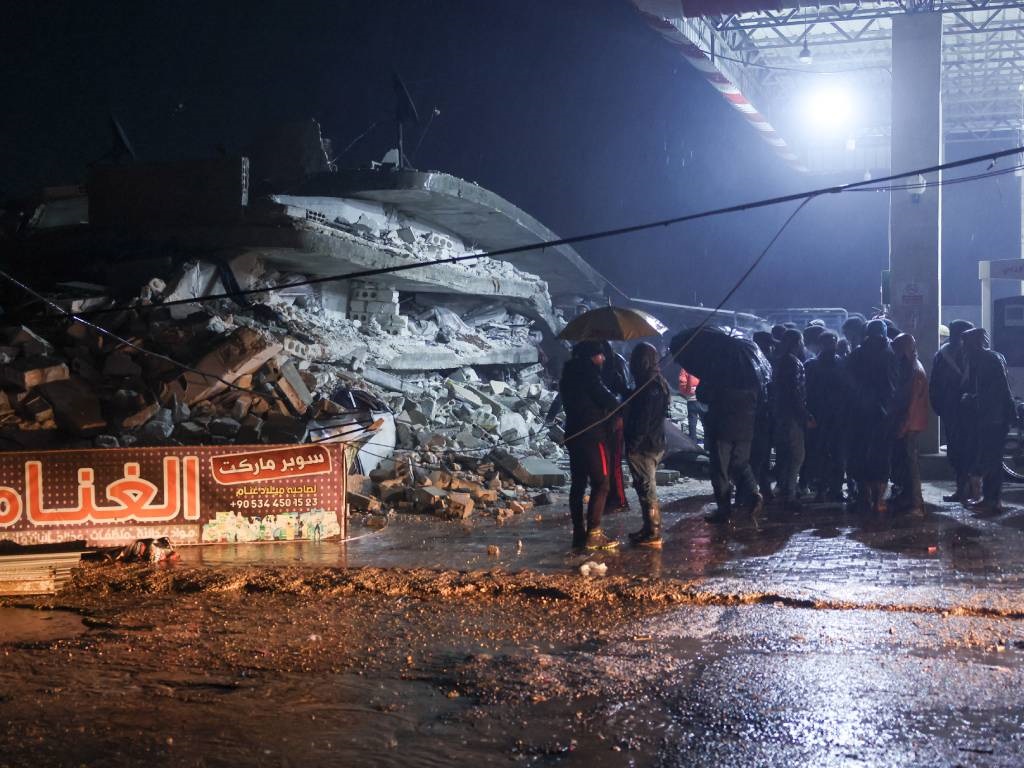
[805, 352, 848, 428]
[559, 357, 619, 439]
[964, 348, 1015, 425]
[770, 352, 808, 423]
[625, 378, 670, 455]
[929, 341, 966, 419]
[847, 335, 897, 423]
[601, 353, 633, 398]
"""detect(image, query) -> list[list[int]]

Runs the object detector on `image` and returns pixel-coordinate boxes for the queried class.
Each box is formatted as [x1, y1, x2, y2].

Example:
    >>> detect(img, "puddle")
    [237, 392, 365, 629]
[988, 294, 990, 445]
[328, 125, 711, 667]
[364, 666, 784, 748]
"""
[0, 607, 85, 643]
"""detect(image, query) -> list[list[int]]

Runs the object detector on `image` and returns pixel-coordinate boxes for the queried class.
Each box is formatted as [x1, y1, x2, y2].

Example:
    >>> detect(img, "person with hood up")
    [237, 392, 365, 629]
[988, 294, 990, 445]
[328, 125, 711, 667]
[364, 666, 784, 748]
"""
[805, 331, 849, 502]
[845, 319, 898, 513]
[771, 329, 811, 508]
[961, 328, 1015, 513]
[625, 343, 671, 548]
[891, 333, 929, 515]
[601, 341, 632, 512]
[929, 319, 974, 501]
[559, 341, 621, 550]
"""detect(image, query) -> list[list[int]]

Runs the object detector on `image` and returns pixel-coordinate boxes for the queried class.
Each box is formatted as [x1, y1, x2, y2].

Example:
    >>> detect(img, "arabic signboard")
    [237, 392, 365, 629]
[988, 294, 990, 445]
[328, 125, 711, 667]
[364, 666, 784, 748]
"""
[0, 443, 347, 547]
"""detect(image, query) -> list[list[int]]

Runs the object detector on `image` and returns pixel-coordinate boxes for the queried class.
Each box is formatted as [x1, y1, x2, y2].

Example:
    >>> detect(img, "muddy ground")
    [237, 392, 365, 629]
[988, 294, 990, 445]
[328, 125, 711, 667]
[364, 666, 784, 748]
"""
[3, 560, 1024, 767]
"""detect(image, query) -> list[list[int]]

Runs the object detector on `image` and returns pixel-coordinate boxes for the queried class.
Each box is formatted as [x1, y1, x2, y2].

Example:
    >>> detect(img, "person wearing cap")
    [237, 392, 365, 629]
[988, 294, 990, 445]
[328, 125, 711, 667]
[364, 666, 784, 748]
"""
[929, 320, 974, 501]
[625, 343, 671, 548]
[559, 340, 621, 550]
[846, 318, 898, 513]
[960, 328, 1015, 513]
[891, 333, 929, 515]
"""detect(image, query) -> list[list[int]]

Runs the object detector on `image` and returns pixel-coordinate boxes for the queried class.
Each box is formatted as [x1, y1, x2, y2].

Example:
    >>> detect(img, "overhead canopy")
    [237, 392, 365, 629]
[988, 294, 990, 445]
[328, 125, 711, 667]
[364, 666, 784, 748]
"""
[632, 0, 1024, 174]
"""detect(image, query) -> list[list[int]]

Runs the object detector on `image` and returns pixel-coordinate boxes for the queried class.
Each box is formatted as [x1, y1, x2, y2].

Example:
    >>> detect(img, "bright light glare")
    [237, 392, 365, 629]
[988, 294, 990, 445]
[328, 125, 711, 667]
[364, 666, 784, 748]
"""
[802, 86, 853, 131]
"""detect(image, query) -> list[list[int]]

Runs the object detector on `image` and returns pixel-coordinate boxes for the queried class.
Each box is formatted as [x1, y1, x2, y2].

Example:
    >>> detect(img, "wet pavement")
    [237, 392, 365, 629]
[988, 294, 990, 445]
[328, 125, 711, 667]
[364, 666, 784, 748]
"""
[4, 477, 1024, 766]
[178, 478, 1024, 614]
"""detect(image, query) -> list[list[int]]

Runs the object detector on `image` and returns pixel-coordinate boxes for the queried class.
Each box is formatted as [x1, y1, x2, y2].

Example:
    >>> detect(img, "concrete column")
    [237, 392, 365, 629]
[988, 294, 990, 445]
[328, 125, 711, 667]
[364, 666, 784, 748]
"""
[889, 10, 943, 453]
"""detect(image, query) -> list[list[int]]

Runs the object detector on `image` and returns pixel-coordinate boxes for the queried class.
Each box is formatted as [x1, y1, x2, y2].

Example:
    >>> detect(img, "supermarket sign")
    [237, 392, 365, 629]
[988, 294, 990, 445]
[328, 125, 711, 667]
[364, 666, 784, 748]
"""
[0, 443, 347, 547]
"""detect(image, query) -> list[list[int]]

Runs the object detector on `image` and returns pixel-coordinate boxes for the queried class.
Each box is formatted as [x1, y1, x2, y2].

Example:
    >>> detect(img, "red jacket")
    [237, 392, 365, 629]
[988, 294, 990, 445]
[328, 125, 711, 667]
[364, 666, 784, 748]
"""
[678, 369, 699, 399]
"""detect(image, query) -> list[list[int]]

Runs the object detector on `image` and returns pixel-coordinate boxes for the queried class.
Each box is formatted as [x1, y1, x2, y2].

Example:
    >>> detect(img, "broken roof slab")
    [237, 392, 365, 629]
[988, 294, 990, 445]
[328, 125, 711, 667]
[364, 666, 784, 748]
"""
[298, 169, 608, 301]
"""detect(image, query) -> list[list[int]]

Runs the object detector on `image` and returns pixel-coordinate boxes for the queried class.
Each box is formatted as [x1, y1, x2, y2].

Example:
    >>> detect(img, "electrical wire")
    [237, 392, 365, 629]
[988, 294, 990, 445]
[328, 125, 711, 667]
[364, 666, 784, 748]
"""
[61, 144, 1024, 320]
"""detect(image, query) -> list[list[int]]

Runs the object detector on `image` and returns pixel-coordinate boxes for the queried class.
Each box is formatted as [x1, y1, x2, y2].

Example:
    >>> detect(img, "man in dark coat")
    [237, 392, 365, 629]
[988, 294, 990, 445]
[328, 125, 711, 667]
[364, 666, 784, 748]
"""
[929, 319, 974, 501]
[771, 329, 810, 508]
[670, 327, 768, 523]
[559, 341, 621, 549]
[845, 319, 897, 512]
[961, 328, 1015, 513]
[805, 331, 849, 502]
[625, 343, 671, 548]
[601, 341, 632, 512]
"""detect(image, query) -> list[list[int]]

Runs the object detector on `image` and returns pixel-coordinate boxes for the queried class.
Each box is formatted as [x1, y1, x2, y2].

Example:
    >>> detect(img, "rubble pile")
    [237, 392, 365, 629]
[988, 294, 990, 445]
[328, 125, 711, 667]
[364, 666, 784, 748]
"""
[0, 258, 567, 472]
[347, 448, 563, 524]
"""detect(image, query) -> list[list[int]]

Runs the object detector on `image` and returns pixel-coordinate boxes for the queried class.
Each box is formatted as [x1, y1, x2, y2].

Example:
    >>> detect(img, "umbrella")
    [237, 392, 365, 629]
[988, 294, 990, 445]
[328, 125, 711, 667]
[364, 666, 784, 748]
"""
[558, 306, 668, 341]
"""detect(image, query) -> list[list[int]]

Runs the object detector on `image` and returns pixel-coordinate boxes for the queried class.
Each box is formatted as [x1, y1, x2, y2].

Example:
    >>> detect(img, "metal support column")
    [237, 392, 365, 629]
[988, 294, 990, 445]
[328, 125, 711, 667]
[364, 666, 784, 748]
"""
[888, 10, 943, 453]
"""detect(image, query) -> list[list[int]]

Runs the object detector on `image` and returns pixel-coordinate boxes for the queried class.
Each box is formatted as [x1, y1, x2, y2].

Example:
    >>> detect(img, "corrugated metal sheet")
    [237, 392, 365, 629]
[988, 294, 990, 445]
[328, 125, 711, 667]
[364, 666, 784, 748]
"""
[0, 552, 84, 595]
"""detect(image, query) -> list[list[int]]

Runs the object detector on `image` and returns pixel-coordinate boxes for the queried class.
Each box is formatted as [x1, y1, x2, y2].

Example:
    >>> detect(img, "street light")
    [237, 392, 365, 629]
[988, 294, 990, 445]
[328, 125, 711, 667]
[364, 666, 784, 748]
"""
[798, 40, 812, 64]
[802, 86, 852, 131]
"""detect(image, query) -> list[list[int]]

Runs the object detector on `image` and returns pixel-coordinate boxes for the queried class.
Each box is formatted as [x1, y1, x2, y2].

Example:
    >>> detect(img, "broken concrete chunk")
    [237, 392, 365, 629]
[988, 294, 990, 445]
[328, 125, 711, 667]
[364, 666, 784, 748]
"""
[209, 417, 241, 437]
[237, 414, 264, 443]
[6, 326, 53, 357]
[489, 449, 567, 488]
[441, 492, 474, 520]
[161, 327, 282, 405]
[412, 486, 448, 513]
[102, 352, 143, 379]
[122, 402, 160, 429]
[446, 380, 483, 407]
[18, 394, 54, 424]
[272, 361, 314, 415]
[173, 421, 206, 443]
[347, 491, 382, 513]
[36, 379, 107, 436]
[655, 469, 680, 486]
[94, 434, 120, 449]
[261, 412, 308, 443]
[0, 357, 70, 391]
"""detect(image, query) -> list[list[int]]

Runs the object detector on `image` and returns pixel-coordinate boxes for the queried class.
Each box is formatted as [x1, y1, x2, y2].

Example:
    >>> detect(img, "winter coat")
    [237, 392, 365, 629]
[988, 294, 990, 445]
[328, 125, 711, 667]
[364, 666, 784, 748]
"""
[805, 352, 848, 429]
[601, 353, 632, 398]
[770, 352, 808, 423]
[963, 348, 1015, 425]
[929, 342, 967, 419]
[625, 377, 670, 455]
[559, 357, 619, 440]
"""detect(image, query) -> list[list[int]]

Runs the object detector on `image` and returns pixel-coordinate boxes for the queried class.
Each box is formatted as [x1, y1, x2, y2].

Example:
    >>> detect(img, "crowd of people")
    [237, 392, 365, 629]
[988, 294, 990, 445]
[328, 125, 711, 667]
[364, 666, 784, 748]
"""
[556, 316, 1017, 552]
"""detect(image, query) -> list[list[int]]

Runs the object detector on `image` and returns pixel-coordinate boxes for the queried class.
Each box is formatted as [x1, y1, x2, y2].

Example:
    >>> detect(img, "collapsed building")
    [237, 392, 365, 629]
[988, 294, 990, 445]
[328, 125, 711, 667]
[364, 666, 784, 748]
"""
[0, 121, 612, 520]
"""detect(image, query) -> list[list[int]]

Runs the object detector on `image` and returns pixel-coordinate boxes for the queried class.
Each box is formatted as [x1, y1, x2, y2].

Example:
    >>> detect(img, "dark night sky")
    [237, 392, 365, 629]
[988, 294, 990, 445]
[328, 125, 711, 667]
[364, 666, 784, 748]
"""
[2, 0, 1018, 312]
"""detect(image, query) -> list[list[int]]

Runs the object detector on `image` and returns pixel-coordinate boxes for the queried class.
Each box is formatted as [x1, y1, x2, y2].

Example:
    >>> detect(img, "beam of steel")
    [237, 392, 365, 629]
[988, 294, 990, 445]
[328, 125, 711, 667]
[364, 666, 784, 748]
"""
[631, 1, 810, 172]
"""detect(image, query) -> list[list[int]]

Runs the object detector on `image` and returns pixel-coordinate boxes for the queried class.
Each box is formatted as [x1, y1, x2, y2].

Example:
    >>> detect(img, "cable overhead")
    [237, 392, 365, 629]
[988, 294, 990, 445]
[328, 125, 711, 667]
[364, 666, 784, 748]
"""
[62, 144, 1024, 320]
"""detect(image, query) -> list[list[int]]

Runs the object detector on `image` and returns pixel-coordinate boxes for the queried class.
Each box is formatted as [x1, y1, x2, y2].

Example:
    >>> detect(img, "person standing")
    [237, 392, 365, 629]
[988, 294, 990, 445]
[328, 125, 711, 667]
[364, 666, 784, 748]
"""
[678, 367, 704, 442]
[625, 343, 671, 548]
[601, 341, 632, 512]
[891, 333, 929, 515]
[771, 329, 810, 509]
[805, 331, 848, 502]
[929, 320, 974, 501]
[846, 319, 898, 513]
[560, 341, 621, 549]
[961, 328, 1015, 513]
